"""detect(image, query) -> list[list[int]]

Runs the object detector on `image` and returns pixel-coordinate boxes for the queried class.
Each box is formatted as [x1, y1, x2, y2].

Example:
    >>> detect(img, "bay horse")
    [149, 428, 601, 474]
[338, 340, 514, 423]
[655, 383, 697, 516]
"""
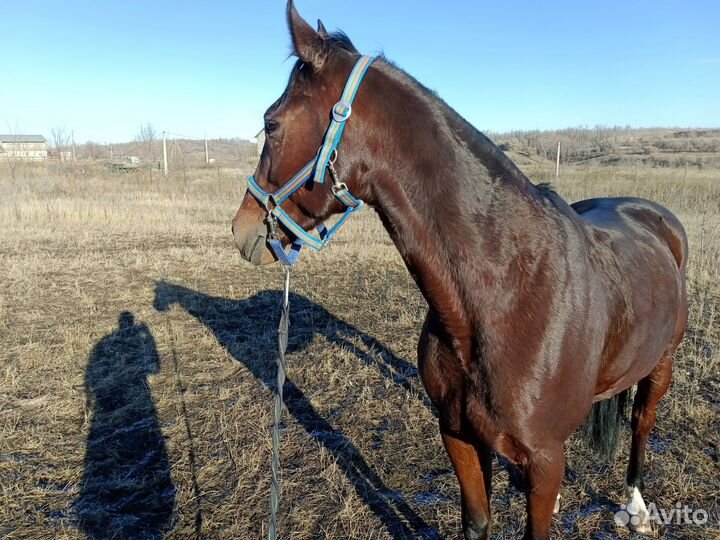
[232, 3, 689, 538]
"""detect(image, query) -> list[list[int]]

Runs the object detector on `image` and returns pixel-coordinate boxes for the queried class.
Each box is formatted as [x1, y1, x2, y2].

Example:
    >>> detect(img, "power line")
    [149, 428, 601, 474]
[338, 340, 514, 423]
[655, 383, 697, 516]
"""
[163, 131, 203, 141]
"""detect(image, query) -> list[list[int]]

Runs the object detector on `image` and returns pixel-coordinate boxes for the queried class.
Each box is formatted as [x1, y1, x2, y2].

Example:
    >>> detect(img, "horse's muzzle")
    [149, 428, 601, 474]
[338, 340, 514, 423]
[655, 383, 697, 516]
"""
[233, 222, 276, 266]
[232, 192, 278, 266]
[241, 233, 269, 266]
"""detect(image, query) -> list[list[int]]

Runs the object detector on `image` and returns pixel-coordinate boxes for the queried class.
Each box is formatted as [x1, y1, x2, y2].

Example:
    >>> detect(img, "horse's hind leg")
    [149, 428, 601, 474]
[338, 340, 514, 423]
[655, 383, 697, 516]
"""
[441, 430, 492, 540]
[624, 352, 673, 533]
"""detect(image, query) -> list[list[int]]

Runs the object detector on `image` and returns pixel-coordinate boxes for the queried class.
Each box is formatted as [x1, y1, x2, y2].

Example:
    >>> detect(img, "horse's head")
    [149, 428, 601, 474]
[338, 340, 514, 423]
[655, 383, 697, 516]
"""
[232, 1, 379, 265]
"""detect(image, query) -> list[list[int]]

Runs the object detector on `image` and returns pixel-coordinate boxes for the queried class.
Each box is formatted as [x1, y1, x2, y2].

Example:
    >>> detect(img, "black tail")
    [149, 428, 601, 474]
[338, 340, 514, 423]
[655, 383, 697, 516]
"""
[580, 389, 631, 461]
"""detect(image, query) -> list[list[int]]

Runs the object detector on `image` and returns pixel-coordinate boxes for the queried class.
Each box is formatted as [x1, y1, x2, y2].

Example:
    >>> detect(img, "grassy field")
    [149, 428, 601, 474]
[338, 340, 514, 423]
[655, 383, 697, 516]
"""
[0, 157, 718, 539]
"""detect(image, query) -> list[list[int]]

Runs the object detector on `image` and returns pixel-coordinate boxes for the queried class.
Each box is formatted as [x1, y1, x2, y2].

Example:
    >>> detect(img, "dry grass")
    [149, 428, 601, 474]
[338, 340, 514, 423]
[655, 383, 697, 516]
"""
[0, 158, 718, 539]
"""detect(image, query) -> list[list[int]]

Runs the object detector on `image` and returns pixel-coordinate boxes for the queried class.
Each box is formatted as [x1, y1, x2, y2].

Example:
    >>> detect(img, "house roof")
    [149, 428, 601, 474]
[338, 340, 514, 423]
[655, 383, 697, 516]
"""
[0, 134, 47, 143]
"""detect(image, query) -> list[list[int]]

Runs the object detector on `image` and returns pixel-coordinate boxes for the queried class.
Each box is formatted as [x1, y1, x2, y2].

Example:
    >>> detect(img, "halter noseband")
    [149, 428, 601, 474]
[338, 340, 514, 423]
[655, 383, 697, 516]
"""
[246, 55, 376, 266]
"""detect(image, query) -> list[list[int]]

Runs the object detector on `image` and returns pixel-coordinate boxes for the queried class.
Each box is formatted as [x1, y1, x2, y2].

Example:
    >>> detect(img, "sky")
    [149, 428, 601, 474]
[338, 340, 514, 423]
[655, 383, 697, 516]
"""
[2, 0, 718, 143]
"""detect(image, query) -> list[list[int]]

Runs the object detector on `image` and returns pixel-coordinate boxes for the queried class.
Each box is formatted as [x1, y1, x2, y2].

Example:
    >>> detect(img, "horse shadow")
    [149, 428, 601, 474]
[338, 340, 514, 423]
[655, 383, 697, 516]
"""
[153, 281, 438, 539]
[74, 312, 176, 539]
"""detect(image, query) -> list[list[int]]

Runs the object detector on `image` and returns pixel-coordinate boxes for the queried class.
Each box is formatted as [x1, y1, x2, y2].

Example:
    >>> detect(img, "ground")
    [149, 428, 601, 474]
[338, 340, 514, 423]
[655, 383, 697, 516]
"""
[0, 157, 718, 539]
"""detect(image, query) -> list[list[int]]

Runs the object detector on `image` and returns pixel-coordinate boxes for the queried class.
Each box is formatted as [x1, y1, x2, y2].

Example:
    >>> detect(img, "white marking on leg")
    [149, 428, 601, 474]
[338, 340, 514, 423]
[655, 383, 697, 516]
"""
[624, 483, 653, 534]
[553, 493, 560, 514]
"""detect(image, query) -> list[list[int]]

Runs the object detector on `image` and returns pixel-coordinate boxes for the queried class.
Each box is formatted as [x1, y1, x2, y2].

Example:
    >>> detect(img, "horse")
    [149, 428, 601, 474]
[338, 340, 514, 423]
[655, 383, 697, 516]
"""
[231, 3, 689, 538]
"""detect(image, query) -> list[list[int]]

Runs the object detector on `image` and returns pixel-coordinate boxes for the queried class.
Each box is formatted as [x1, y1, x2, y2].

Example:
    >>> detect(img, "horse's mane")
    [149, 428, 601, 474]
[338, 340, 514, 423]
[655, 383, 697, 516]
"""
[322, 30, 358, 55]
[321, 30, 558, 201]
[535, 182, 558, 197]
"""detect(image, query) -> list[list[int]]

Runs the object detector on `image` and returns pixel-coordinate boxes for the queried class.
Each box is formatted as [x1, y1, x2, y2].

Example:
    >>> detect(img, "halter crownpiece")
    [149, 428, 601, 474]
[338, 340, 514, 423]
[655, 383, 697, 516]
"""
[246, 54, 377, 266]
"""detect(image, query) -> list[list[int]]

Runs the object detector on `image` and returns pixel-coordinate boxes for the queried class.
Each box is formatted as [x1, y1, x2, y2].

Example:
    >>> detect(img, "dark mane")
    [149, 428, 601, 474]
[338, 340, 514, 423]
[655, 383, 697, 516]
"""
[372, 57, 542, 196]
[291, 24, 556, 206]
[322, 30, 358, 55]
[285, 31, 357, 70]
[535, 182, 558, 198]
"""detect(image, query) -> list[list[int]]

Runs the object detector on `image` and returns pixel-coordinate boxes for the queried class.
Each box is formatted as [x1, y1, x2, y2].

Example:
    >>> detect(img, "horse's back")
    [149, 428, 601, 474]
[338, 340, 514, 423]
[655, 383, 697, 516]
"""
[570, 196, 688, 396]
[571, 196, 688, 271]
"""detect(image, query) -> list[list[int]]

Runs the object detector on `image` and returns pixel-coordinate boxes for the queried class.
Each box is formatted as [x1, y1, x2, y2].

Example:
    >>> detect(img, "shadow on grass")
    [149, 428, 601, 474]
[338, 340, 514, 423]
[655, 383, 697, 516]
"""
[74, 312, 175, 539]
[153, 281, 438, 539]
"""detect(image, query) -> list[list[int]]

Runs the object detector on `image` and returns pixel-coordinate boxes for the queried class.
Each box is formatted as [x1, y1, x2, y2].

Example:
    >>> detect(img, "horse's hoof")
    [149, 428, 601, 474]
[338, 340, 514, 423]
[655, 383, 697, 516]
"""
[619, 485, 653, 534]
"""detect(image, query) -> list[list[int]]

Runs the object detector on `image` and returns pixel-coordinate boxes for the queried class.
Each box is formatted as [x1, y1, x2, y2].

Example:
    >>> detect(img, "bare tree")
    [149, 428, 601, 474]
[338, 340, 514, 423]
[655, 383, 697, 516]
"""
[84, 140, 100, 161]
[137, 123, 157, 164]
[51, 127, 71, 174]
[51, 127, 70, 159]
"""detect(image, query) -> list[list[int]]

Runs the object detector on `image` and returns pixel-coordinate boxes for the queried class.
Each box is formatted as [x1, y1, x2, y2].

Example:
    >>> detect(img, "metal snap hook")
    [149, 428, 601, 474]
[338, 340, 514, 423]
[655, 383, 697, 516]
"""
[266, 213, 280, 240]
[331, 182, 348, 194]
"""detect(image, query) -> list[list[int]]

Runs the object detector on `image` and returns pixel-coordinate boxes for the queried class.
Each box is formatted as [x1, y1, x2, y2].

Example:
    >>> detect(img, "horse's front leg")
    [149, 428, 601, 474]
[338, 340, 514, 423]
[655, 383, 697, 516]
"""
[523, 443, 565, 540]
[419, 310, 492, 539]
[442, 429, 493, 540]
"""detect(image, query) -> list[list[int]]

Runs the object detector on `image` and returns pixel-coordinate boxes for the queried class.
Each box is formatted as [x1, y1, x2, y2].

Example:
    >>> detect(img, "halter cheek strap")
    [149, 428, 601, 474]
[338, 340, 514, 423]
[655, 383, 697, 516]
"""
[314, 54, 375, 185]
[246, 55, 376, 266]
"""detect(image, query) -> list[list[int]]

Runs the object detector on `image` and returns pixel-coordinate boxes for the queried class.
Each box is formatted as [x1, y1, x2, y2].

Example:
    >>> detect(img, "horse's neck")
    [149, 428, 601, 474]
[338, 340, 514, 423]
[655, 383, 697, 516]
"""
[374, 169, 564, 362]
[368, 92, 571, 362]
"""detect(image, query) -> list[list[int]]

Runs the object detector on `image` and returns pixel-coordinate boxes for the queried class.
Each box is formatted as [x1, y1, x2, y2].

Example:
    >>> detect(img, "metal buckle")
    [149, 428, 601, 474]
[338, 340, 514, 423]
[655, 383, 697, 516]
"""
[332, 101, 352, 123]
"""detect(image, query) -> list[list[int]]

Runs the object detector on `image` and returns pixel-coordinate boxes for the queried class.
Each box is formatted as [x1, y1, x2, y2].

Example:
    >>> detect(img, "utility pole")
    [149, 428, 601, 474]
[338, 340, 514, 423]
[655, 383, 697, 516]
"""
[204, 137, 209, 164]
[163, 131, 168, 177]
[555, 142, 561, 178]
[109, 143, 113, 161]
[71, 131, 76, 161]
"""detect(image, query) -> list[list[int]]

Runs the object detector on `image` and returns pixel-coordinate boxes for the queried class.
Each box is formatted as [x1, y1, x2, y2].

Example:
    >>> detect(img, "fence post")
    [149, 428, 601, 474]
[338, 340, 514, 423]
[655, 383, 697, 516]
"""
[163, 132, 168, 177]
[555, 142, 561, 178]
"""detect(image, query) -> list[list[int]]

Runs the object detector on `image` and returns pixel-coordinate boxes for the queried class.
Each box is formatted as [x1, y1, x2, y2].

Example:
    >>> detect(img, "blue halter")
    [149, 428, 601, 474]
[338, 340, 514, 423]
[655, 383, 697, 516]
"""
[246, 55, 376, 266]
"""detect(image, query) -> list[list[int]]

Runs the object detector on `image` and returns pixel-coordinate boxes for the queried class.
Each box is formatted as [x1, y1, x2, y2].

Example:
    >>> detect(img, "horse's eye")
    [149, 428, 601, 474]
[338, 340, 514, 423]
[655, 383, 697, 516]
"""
[265, 120, 279, 136]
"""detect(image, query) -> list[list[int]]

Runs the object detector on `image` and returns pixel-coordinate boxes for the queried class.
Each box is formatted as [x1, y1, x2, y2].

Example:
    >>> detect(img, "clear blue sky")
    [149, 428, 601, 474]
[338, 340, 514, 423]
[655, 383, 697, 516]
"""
[2, 1, 718, 143]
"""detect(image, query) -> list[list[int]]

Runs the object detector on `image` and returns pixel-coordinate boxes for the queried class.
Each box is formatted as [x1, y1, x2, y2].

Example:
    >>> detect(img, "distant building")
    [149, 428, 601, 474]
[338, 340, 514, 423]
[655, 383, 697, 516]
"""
[255, 129, 265, 156]
[0, 135, 48, 161]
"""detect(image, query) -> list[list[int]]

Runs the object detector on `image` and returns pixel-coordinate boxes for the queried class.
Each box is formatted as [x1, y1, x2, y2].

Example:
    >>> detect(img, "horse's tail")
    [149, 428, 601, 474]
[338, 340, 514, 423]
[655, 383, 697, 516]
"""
[580, 389, 631, 461]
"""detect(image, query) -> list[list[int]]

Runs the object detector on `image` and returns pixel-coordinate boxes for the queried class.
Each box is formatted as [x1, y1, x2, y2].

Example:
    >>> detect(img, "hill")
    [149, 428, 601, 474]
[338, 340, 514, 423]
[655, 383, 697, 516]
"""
[69, 127, 720, 172]
[488, 127, 720, 170]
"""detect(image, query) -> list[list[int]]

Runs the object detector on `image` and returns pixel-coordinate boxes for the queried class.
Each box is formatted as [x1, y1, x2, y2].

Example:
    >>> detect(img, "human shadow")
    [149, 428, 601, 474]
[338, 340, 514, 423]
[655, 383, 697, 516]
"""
[75, 312, 175, 539]
[153, 281, 437, 539]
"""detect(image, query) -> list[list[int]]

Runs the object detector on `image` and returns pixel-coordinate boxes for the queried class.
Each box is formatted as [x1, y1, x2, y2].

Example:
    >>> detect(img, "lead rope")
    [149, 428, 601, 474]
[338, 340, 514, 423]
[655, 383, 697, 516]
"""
[269, 266, 291, 540]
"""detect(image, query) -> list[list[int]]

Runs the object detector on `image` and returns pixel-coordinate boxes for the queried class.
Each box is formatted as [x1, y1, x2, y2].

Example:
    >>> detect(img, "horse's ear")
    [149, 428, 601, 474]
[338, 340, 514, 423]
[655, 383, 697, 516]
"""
[317, 19, 328, 39]
[287, 1, 326, 66]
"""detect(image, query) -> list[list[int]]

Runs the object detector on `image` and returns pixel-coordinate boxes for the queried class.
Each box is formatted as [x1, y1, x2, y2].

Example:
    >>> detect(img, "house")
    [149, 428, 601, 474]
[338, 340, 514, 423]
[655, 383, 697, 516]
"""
[0, 135, 48, 161]
[255, 128, 265, 156]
